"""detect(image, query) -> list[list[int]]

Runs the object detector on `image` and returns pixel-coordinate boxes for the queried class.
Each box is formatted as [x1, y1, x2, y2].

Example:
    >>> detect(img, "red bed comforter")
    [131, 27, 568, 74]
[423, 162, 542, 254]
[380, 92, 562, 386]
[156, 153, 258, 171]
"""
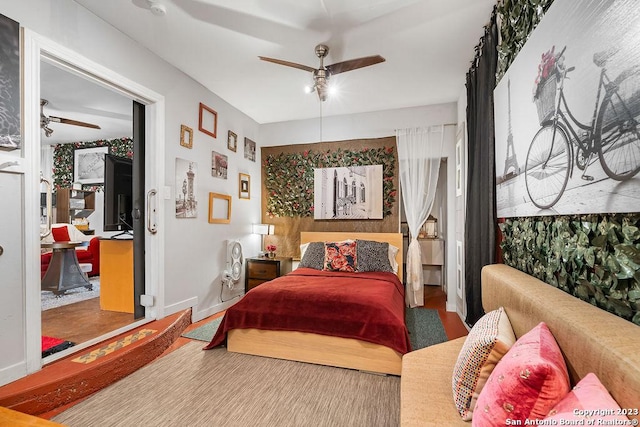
[204, 268, 411, 354]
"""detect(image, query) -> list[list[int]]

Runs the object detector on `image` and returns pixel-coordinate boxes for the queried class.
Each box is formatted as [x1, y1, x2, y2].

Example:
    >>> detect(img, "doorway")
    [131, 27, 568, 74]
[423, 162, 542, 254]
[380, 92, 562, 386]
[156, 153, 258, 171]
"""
[25, 30, 165, 369]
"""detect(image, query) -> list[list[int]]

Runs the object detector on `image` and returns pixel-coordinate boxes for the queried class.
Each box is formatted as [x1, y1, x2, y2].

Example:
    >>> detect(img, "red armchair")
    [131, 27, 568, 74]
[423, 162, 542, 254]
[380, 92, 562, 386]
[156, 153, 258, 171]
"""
[40, 224, 101, 278]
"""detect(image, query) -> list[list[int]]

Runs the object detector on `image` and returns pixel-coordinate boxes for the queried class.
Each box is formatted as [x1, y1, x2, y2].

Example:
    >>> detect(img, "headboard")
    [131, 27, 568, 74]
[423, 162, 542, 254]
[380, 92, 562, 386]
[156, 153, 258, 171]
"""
[300, 232, 404, 282]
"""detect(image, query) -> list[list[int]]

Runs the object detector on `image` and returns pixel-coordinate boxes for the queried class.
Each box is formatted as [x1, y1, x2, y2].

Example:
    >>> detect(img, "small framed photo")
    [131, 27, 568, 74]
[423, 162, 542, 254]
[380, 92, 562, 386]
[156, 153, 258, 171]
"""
[198, 102, 217, 139]
[244, 137, 256, 162]
[212, 150, 228, 179]
[227, 130, 237, 152]
[74, 146, 109, 184]
[180, 125, 193, 149]
[239, 173, 250, 199]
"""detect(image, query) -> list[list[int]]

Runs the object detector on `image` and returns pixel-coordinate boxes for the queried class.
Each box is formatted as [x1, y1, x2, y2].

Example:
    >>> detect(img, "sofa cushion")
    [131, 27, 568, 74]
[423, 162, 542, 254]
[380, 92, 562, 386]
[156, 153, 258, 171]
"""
[472, 322, 570, 426]
[452, 307, 516, 420]
[543, 373, 630, 423]
[52, 226, 71, 242]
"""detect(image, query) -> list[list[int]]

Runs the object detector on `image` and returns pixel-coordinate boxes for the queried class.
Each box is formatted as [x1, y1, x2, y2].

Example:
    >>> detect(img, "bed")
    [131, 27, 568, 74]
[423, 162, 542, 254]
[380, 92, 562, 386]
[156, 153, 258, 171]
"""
[204, 232, 408, 375]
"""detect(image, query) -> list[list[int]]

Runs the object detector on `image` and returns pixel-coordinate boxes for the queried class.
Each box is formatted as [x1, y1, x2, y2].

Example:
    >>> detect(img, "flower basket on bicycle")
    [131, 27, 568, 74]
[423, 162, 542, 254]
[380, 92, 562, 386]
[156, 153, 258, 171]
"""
[533, 47, 558, 124]
[534, 76, 557, 124]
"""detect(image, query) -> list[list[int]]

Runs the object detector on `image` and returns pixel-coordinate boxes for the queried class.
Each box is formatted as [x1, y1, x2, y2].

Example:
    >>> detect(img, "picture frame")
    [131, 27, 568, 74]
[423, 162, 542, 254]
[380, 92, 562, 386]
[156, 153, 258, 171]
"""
[74, 146, 109, 184]
[180, 125, 193, 149]
[198, 102, 217, 139]
[244, 137, 256, 162]
[175, 158, 198, 218]
[212, 150, 228, 179]
[208, 192, 231, 224]
[0, 14, 20, 151]
[227, 130, 237, 152]
[239, 173, 250, 199]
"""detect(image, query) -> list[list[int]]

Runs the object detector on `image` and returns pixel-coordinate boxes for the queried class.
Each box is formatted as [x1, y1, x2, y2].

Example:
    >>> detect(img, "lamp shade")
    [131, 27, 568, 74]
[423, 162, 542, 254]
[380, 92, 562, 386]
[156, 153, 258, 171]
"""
[252, 224, 275, 235]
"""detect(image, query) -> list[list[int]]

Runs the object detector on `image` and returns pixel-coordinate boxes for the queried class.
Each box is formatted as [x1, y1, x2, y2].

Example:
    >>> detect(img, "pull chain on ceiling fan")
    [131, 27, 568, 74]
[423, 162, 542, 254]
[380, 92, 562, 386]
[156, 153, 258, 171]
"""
[259, 44, 385, 101]
[40, 99, 101, 137]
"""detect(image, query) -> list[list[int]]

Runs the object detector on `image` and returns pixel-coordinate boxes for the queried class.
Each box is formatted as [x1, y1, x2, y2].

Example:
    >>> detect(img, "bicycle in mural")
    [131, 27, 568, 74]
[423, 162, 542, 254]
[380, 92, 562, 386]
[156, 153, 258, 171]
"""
[524, 45, 640, 209]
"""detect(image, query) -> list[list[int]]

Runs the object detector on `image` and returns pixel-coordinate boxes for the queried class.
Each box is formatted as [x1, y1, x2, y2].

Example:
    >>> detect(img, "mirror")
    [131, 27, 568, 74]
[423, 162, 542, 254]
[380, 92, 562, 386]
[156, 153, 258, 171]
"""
[208, 192, 231, 224]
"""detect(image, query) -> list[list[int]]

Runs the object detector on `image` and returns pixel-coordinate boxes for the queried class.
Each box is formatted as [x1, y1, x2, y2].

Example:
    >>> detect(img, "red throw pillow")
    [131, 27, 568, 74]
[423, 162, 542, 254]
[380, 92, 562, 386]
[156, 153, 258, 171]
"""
[51, 226, 70, 242]
[472, 322, 570, 427]
[323, 240, 357, 272]
[543, 373, 630, 423]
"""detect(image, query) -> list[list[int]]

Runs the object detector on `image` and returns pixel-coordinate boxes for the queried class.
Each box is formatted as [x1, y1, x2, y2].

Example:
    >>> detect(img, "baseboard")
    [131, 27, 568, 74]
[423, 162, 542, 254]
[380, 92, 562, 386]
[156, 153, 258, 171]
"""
[192, 296, 243, 323]
[0, 362, 26, 388]
[163, 297, 198, 318]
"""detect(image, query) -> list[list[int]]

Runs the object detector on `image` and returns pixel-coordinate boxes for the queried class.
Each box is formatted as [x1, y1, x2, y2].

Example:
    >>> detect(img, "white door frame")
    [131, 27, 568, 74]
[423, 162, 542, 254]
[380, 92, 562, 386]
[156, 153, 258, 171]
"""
[23, 29, 166, 371]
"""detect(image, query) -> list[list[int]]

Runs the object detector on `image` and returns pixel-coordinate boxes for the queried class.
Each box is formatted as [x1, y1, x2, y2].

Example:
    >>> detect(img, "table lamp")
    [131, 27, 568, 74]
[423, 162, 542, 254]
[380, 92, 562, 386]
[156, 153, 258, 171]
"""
[252, 223, 275, 256]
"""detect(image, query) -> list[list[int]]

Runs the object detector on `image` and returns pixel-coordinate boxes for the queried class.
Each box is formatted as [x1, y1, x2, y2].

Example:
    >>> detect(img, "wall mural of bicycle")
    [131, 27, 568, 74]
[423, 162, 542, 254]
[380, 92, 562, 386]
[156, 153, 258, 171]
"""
[494, 0, 640, 218]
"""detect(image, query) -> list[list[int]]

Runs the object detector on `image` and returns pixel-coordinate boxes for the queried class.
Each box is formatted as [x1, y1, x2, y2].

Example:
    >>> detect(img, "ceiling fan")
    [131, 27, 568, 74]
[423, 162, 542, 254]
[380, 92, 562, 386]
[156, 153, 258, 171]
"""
[259, 44, 385, 101]
[40, 99, 101, 137]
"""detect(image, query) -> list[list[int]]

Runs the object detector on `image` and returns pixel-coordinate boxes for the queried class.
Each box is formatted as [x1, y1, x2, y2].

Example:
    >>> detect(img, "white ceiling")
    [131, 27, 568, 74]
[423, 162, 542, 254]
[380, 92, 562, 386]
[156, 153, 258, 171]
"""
[42, 0, 495, 143]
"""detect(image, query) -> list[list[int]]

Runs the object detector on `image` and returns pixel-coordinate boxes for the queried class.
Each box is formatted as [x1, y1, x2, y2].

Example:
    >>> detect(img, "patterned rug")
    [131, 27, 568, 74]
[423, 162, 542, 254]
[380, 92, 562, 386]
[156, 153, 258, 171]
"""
[41, 277, 100, 311]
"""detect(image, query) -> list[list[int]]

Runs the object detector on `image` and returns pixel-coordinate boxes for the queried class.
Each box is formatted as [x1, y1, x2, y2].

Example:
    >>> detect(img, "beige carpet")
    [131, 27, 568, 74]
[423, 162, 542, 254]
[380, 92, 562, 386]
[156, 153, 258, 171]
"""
[53, 341, 400, 427]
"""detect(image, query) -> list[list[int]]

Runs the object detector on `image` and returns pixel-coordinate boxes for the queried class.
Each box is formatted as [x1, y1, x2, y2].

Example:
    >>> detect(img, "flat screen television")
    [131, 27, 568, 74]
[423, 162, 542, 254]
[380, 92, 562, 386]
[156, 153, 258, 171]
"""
[103, 154, 133, 233]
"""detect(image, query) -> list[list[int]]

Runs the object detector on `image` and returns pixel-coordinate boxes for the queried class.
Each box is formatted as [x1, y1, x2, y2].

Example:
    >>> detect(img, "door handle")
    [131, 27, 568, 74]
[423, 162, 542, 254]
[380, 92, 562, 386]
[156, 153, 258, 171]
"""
[40, 175, 53, 238]
[146, 189, 157, 234]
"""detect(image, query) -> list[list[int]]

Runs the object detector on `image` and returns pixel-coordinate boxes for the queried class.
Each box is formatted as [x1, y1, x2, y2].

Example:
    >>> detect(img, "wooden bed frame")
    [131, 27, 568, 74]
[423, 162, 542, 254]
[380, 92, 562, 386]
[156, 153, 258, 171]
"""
[227, 232, 405, 375]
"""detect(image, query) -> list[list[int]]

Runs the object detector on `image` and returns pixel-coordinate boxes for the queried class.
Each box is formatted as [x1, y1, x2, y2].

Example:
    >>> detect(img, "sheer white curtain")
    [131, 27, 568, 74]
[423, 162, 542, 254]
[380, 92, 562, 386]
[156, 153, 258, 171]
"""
[396, 126, 444, 307]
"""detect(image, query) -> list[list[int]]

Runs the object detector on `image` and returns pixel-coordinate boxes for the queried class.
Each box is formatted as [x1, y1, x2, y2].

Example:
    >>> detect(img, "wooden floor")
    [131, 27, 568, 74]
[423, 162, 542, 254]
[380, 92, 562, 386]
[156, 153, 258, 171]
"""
[42, 298, 135, 345]
[423, 285, 469, 340]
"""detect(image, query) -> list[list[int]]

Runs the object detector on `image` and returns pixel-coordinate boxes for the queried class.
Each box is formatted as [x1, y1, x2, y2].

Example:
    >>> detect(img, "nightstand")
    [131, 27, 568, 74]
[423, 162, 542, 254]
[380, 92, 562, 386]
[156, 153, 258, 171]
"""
[245, 257, 292, 292]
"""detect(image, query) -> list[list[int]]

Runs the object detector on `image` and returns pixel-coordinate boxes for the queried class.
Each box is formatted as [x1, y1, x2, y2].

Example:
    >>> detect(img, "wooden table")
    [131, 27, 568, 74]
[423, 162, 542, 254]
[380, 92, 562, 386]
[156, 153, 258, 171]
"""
[41, 241, 91, 295]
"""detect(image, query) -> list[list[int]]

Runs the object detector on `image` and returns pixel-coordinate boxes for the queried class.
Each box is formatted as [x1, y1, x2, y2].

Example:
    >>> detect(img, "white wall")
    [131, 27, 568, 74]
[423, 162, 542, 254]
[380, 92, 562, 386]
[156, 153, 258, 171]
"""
[260, 102, 460, 311]
[0, 0, 261, 325]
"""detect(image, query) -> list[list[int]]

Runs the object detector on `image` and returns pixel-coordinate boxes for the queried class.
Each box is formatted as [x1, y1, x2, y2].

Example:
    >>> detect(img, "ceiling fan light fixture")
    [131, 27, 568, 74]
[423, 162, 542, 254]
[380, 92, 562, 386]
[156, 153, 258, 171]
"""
[304, 85, 315, 94]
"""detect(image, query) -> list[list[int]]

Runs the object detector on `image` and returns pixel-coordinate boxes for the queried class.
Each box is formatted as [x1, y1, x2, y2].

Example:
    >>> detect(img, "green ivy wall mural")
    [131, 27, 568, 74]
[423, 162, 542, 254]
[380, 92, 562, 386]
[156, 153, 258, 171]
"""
[263, 147, 396, 218]
[52, 138, 133, 191]
[500, 213, 640, 325]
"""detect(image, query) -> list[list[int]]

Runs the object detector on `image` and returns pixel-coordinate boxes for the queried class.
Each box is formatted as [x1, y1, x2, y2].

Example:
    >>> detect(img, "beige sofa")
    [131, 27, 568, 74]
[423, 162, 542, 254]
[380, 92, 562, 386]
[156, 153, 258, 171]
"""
[401, 264, 640, 425]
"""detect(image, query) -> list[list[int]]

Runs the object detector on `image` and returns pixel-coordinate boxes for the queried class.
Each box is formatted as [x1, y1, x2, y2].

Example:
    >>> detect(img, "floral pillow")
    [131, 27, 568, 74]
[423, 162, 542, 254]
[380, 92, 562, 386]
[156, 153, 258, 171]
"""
[324, 240, 357, 272]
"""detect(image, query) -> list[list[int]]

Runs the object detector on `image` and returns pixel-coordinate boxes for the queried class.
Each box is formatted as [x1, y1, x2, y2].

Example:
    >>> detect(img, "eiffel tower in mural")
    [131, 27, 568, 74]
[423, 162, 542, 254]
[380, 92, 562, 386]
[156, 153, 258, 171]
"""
[503, 78, 520, 180]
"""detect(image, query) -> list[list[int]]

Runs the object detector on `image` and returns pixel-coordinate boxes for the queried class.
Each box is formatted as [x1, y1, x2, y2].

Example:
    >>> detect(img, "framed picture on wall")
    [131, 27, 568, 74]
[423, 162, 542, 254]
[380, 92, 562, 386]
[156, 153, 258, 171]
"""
[456, 122, 465, 197]
[212, 150, 228, 179]
[244, 137, 256, 162]
[74, 146, 109, 184]
[239, 173, 250, 199]
[180, 125, 193, 149]
[0, 14, 20, 151]
[228, 130, 237, 152]
[198, 102, 217, 139]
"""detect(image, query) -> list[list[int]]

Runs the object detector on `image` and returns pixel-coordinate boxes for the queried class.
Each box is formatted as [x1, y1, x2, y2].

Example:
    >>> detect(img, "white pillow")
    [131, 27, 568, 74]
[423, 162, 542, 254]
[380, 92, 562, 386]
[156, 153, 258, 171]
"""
[388, 244, 399, 274]
[299, 242, 310, 259]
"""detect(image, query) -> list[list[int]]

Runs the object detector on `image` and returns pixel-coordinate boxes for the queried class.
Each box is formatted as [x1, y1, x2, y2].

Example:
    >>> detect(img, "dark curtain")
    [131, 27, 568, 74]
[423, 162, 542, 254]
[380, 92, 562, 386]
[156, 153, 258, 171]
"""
[464, 10, 498, 326]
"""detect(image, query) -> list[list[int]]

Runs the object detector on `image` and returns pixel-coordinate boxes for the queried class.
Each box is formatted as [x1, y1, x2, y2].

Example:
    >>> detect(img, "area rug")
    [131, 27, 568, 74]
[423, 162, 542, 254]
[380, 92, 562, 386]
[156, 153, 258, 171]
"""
[41, 277, 100, 311]
[42, 336, 75, 358]
[53, 341, 400, 426]
[181, 308, 448, 351]
[405, 308, 448, 350]
[181, 316, 223, 341]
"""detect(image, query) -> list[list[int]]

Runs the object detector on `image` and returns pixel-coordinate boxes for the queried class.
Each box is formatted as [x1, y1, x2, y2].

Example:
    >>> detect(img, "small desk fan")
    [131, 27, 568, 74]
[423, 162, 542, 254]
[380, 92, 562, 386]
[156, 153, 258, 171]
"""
[223, 240, 243, 289]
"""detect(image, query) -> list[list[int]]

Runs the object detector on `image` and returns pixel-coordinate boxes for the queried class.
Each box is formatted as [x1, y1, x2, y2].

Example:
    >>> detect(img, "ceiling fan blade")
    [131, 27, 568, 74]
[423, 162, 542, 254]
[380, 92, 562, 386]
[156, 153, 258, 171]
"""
[49, 116, 101, 130]
[259, 56, 317, 73]
[326, 55, 385, 75]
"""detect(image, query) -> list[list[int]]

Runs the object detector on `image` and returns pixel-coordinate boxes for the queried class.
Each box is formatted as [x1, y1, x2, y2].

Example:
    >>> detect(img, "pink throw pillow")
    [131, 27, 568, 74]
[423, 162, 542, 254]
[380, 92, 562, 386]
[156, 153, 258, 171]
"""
[323, 241, 357, 272]
[543, 373, 630, 423]
[472, 322, 570, 427]
[52, 226, 70, 242]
